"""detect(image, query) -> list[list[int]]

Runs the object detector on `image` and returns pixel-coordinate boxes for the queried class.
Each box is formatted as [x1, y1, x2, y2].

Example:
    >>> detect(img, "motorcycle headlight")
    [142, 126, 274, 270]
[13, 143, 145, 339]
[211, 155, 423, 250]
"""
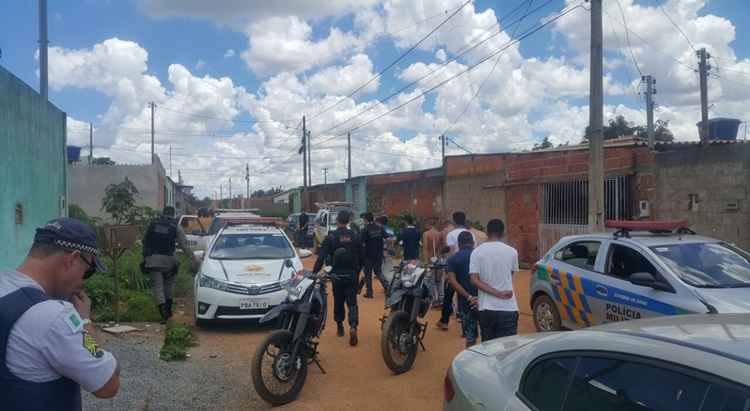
[282, 270, 306, 299]
[199, 274, 230, 291]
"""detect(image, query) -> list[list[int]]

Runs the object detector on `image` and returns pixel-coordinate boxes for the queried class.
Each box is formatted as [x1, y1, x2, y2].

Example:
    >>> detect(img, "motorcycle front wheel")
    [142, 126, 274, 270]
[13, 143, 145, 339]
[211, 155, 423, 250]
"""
[251, 329, 308, 406]
[381, 310, 418, 374]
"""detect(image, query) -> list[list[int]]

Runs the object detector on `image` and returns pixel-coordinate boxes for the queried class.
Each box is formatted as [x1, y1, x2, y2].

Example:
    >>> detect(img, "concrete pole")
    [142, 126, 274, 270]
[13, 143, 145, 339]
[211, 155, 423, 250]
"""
[347, 132, 352, 180]
[89, 122, 93, 165]
[588, 0, 605, 231]
[150, 102, 155, 164]
[323, 168, 328, 186]
[302, 116, 307, 190]
[643, 75, 655, 150]
[39, 0, 48, 101]
[245, 163, 250, 209]
[440, 134, 446, 168]
[698, 48, 711, 144]
[307, 130, 312, 188]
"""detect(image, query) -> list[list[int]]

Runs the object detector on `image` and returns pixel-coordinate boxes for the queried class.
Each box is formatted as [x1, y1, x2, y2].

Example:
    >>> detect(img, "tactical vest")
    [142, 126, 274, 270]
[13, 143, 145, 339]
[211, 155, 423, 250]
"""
[0, 287, 82, 411]
[144, 216, 177, 256]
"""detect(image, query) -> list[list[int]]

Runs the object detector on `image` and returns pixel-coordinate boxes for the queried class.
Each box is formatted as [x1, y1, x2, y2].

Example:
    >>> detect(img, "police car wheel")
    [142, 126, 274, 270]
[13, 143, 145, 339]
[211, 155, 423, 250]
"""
[533, 295, 561, 332]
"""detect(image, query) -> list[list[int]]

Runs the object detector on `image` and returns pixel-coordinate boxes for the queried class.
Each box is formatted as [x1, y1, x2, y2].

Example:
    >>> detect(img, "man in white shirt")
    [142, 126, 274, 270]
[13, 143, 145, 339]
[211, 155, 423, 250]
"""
[469, 218, 519, 341]
[437, 211, 475, 330]
[445, 212, 474, 255]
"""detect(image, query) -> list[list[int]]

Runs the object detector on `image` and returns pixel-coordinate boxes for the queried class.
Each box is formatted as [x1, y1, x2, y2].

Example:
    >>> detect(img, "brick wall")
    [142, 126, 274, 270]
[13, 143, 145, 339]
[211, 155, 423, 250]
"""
[368, 176, 443, 220]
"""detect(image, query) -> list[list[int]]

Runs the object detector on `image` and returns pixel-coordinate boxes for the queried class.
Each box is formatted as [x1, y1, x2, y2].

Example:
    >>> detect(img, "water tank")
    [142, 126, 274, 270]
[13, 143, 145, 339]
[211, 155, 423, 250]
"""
[66, 145, 81, 162]
[696, 118, 742, 141]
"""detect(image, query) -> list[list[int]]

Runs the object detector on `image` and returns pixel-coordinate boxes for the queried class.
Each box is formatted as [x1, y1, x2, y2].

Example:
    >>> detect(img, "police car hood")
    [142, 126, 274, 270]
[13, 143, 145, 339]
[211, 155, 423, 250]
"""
[695, 287, 750, 313]
[202, 258, 296, 284]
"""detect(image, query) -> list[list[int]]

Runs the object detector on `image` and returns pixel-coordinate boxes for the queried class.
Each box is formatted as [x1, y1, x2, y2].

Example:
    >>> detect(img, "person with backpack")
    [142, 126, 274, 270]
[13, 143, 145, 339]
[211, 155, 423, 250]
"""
[141, 206, 196, 324]
[313, 210, 363, 346]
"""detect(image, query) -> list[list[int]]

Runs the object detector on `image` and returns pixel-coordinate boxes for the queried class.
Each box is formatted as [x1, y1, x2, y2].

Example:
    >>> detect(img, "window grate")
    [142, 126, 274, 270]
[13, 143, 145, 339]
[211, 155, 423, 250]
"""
[542, 176, 633, 225]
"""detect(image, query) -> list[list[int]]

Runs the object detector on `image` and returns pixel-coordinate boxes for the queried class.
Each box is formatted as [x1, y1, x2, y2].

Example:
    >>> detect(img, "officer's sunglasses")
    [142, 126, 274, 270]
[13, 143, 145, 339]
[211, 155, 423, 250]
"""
[78, 254, 97, 279]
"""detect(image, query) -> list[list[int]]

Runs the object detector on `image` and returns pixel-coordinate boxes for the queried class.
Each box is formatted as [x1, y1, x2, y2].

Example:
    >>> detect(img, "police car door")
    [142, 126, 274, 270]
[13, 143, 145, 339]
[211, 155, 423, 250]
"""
[592, 241, 702, 325]
[548, 240, 604, 329]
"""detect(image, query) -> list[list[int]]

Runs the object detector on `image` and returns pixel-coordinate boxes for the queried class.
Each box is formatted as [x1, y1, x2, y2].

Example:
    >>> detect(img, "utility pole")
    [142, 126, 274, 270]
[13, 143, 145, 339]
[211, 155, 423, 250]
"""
[245, 163, 250, 208]
[302, 115, 307, 190]
[169, 145, 172, 177]
[588, 0, 605, 232]
[347, 132, 352, 179]
[440, 134, 446, 168]
[642, 75, 657, 150]
[698, 48, 711, 144]
[220, 184, 223, 202]
[229, 177, 232, 207]
[39, 0, 48, 101]
[306, 130, 312, 187]
[150, 102, 155, 164]
[323, 168, 328, 185]
[88, 122, 93, 165]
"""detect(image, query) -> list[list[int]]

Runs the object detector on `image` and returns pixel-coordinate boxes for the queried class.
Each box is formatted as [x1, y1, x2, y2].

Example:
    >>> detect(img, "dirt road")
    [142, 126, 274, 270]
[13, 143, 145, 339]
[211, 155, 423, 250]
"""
[176, 264, 536, 410]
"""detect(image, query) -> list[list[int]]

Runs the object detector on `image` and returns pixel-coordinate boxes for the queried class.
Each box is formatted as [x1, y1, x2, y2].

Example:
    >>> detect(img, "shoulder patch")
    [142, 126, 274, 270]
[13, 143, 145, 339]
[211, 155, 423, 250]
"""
[64, 311, 84, 333]
[83, 333, 104, 358]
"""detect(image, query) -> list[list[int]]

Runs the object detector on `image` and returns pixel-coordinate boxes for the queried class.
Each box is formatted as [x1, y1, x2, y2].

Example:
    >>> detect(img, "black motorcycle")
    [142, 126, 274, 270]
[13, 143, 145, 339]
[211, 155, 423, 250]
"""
[251, 269, 330, 406]
[380, 260, 434, 374]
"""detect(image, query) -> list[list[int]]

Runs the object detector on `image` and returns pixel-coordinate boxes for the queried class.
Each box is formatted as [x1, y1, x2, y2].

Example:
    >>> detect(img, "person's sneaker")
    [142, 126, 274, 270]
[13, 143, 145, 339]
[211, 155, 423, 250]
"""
[336, 322, 345, 337]
[436, 321, 449, 331]
[349, 328, 358, 346]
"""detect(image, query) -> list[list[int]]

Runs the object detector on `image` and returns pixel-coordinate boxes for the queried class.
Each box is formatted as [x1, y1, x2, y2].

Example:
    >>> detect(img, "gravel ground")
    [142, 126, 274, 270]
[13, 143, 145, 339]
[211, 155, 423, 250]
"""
[82, 326, 267, 411]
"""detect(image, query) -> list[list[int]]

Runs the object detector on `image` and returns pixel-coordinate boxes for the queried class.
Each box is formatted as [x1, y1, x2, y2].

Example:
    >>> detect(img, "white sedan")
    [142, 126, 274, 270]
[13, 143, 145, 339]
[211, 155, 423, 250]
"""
[445, 314, 750, 410]
[193, 223, 313, 325]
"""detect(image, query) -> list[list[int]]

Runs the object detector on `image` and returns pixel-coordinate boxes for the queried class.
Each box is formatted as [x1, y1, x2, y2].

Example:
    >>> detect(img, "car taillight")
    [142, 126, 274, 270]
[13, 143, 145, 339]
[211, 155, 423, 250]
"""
[444, 368, 455, 403]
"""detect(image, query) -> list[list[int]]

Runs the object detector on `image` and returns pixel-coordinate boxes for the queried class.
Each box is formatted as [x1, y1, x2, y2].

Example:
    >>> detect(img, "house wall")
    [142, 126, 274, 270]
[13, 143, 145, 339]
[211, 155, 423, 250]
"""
[1, 66, 67, 267]
[652, 143, 750, 250]
[68, 156, 166, 220]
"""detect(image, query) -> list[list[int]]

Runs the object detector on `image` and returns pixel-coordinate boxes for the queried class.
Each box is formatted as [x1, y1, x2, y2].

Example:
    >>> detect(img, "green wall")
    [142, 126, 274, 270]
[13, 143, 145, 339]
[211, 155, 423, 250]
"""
[1, 66, 67, 268]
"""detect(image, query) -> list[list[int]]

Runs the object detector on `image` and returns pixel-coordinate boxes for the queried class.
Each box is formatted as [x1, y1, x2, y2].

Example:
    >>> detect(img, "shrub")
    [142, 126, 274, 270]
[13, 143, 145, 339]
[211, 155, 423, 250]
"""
[160, 323, 196, 361]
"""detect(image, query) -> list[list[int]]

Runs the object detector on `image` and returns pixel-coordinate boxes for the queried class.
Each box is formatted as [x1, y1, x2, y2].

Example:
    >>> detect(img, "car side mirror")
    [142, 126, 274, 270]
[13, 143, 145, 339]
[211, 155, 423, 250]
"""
[297, 249, 313, 259]
[285, 259, 295, 268]
[193, 250, 205, 260]
[630, 272, 673, 292]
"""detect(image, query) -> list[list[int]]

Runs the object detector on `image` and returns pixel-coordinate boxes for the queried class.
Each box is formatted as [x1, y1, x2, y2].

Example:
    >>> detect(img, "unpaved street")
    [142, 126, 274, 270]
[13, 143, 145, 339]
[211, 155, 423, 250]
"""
[90, 267, 535, 410]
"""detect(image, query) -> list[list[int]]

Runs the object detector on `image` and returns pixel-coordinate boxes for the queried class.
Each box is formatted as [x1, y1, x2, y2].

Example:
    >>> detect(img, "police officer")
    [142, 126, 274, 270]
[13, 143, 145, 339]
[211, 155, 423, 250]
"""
[313, 210, 362, 346]
[297, 211, 310, 248]
[0, 218, 120, 410]
[142, 206, 195, 324]
[359, 212, 388, 298]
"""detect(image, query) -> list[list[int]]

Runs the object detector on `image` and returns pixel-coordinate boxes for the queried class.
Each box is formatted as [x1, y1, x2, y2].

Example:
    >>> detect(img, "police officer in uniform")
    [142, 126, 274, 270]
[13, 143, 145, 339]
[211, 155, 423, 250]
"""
[359, 212, 388, 298]
[0, 218, 120, 410]
[142, 206, 194, 323]
[313, 210, 362, 346]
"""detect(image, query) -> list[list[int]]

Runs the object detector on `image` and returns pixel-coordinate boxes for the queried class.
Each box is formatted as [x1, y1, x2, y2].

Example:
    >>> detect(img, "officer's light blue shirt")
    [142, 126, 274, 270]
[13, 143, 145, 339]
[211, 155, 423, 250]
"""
[0, 269, 117, 393]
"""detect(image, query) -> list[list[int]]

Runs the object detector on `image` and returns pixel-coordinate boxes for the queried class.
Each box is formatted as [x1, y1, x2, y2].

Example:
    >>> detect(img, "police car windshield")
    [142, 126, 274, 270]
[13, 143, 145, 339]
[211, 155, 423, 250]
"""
[651, 242, 750, 288]
[210, 233, 294, 260]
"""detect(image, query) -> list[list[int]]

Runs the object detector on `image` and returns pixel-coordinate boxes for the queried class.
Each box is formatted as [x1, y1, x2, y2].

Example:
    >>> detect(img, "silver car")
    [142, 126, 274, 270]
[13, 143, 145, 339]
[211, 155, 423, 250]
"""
[529, 228, 750, 332]
[445, 314, 750, 410]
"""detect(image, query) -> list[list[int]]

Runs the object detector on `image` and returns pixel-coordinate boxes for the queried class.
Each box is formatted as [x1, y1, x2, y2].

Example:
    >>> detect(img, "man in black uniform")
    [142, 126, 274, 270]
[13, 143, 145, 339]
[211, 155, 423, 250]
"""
[141, 206, 194, 324]
[297, 211, 310, 248]
[359, 212, 388, 298]
[313, 210, 362, 346]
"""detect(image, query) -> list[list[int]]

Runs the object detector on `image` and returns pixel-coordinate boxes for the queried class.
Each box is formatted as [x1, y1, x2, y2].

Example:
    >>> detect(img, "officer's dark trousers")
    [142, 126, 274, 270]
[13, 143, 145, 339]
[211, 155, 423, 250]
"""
[332, 278, 358, 328]
[440, 282, 455, 325]
[363, 257, 388, 295]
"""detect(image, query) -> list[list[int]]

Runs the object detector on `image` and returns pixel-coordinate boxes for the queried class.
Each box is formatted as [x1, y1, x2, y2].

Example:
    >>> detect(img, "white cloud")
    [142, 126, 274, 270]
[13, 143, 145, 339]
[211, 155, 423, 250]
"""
[306, 54, 378, 96]
[194, 59, 206, 70]
[223, 49, 235, 58]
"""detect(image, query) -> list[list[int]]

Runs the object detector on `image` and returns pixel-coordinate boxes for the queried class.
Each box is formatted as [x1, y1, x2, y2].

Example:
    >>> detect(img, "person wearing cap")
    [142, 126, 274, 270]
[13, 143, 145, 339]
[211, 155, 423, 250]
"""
[142, 206, 195, 324]
[0, 218, 120, 410]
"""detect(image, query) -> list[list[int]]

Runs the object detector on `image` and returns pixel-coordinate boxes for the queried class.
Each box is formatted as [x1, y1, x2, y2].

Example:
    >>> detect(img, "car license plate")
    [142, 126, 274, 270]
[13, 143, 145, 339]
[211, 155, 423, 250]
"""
[239, 300, 268, 310]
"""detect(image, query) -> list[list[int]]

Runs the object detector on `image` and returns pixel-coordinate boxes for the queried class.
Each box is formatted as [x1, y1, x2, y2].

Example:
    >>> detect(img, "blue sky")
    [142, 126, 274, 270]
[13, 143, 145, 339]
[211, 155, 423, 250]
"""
[2, 0, 750, 196]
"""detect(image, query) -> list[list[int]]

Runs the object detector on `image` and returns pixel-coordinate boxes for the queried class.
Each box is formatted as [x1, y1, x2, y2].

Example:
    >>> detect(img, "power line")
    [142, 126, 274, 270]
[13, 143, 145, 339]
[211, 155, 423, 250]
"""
[439, 0, 539, 142]
[315, 0, 560, 139]
[614, 0, 642, 76]
[603, 10, 642, 104]
[307, 0, 474, 122]
[659, 5, 696, 52]
[158, 104, 297, 127]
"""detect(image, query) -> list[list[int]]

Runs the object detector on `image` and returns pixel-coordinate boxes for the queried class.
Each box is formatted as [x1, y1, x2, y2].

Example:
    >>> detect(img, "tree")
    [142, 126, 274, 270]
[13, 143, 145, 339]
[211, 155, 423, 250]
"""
[636, 119, 674, 143]
[532, 136, 553, 151]
[583, 115, 674, 143]
[102, 178, 140, 224]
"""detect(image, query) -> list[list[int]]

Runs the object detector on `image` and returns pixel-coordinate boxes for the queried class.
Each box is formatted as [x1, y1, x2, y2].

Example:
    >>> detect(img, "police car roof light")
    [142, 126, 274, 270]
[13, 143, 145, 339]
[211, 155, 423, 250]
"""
[606, 220, 694, 238]
[222, 217, 282, 227]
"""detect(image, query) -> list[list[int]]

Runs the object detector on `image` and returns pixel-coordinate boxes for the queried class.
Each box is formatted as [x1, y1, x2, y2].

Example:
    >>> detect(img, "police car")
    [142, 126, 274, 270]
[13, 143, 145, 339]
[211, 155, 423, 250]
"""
[193, 221, 313, 325]
[530, 220, 750, 332]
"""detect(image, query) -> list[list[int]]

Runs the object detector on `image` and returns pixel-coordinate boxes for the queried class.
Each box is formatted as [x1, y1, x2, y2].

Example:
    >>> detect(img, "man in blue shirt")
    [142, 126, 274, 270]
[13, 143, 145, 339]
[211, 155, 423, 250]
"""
[445, 231, 479, 348]
[397, 215, 421, 261]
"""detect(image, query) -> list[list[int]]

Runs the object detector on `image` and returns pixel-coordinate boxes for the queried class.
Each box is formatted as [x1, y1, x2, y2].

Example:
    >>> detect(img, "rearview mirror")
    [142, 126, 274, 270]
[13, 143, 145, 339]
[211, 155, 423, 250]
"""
[298, 249, 313, 259]
[630, 272, 673, 292]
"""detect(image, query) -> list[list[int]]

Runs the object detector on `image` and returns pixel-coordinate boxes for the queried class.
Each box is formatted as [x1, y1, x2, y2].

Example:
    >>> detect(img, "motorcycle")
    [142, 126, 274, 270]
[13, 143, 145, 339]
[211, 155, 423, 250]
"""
[251, 268, 331, 406]
[379, 260, 434, 374]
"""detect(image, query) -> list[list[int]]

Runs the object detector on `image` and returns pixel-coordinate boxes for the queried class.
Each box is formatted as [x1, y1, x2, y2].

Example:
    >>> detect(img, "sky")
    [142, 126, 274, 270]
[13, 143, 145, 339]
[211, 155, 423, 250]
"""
[2, 0, 750, 199]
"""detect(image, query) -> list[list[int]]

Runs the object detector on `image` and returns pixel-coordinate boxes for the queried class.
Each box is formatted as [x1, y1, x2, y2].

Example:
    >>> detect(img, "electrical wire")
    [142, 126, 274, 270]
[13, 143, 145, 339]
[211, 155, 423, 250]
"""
[307, 0, 474, 122]
[614, 0, 643, 76]
[659, 5, 696, 52]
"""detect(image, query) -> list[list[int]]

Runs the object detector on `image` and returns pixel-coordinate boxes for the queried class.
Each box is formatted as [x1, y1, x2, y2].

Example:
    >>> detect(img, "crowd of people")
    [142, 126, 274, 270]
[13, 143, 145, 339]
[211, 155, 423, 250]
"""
[308, 209, 520, 350]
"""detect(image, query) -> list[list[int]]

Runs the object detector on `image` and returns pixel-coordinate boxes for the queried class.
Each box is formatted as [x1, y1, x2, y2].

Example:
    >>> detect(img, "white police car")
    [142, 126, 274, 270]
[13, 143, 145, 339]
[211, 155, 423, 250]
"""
[530, 220, 750, 331]
[193, 222, 313, 326]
